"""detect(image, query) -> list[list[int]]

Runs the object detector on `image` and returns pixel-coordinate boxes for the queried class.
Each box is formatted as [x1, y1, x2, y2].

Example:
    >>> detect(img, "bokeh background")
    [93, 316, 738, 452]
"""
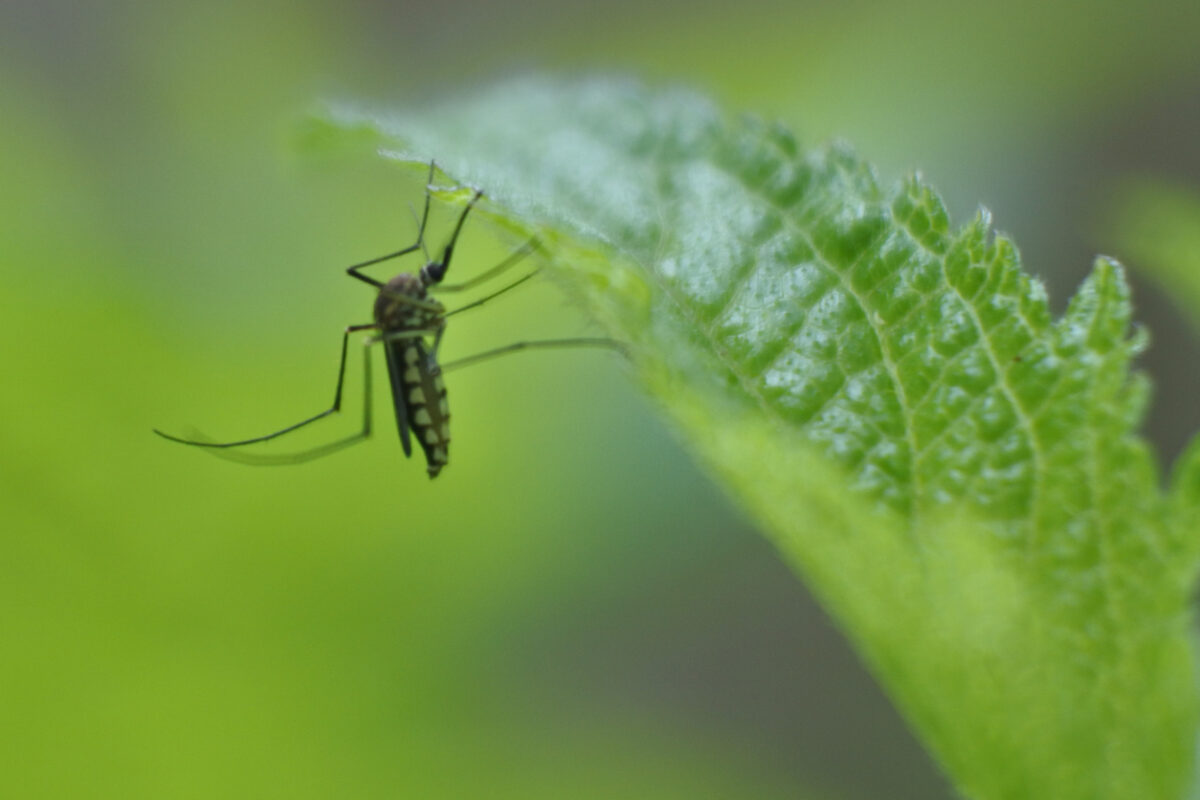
[4, 1, 1200, 797]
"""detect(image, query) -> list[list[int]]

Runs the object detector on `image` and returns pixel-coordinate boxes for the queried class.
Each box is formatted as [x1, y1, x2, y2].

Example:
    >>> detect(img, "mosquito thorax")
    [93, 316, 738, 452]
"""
[374, 272, 444, 330]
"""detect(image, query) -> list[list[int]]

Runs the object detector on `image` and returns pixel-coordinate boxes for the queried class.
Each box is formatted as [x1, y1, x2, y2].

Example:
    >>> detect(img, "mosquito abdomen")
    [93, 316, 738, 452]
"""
[390, 339, 450, 478]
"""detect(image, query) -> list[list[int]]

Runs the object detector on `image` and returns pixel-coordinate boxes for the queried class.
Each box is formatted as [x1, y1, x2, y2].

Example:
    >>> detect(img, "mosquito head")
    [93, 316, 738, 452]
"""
[420, 261, 447, 286]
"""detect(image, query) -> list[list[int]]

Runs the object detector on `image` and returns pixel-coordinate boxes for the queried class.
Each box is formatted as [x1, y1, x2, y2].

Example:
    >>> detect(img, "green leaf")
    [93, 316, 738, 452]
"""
[318, 77, 1200, 800]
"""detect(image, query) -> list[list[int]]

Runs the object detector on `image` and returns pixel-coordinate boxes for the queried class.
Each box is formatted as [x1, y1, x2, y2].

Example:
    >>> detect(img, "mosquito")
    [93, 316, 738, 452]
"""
[154, 163, 621, 478]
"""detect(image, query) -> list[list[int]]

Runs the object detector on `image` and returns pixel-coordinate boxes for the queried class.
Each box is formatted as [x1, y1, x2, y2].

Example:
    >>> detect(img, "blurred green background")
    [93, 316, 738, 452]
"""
[3, 1, 1199, 797]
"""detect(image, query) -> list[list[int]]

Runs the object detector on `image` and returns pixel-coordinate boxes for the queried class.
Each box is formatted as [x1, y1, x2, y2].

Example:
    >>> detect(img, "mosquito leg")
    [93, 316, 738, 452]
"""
[375, 328, 440, 345]
[407, 204, 433, 263]
[345, 245, 421, 289]
[438, 338, 627, 373]
[152, 323, 377, 449]
[442, 271, 540, 320]
[433, 237, 540, 293]
[185, 339, 376, 466]
[375, 286, 444, 314]
[427, 319, 447, 361]
[345, 161, 438, 288]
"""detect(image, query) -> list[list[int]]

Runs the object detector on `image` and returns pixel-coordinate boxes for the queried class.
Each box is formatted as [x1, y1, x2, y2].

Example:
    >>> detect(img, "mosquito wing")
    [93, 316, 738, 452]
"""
[382, 339, 413, 458]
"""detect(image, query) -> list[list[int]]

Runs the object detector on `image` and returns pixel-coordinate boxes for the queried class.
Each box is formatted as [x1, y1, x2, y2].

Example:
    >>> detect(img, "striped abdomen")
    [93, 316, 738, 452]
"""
[383, 337, 450, 478]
